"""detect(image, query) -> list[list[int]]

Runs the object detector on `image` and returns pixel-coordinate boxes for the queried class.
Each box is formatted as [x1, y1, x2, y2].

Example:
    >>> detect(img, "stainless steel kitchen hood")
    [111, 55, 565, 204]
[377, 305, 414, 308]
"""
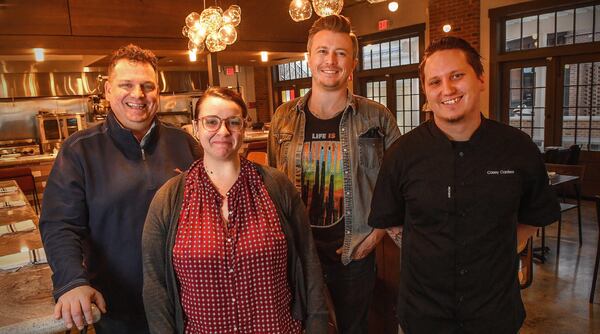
[0, 71, 206, 98]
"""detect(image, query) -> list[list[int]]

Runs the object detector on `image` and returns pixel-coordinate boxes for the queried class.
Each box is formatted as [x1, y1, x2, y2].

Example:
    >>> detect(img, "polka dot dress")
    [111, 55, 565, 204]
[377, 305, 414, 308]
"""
[173, 158, 302, 333]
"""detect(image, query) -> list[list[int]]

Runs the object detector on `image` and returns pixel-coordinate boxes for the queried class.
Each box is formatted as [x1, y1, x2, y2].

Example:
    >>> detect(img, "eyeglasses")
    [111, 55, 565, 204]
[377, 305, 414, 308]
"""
[194, 115, 245, 132]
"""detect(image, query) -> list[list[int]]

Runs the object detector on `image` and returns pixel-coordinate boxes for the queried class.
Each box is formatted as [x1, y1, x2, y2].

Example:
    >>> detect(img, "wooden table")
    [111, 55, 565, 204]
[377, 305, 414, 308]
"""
[0, 180, 43, 257]
[0, 180, 54, 331]
[0, 180, 101, 333]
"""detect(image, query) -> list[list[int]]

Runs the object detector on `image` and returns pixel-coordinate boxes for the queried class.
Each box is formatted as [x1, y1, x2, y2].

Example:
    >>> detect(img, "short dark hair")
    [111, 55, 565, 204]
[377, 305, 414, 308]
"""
[307, 14, 359, 59]
[195, 87, 248, 119]
[419, 37, 484, 84]
[107, 44, 158, 79]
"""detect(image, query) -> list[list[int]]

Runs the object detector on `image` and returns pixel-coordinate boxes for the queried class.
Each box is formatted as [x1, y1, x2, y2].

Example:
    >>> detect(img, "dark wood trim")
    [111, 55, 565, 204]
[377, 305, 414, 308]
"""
[357, 23, 426, 45]
[488, 0, 599, 20]
[355, 64, 419, 79]
[206, 53, 219, 87]
[546, 56, 560, 146]
[489, 7, 502, 120]
[496, 43, 600, 62]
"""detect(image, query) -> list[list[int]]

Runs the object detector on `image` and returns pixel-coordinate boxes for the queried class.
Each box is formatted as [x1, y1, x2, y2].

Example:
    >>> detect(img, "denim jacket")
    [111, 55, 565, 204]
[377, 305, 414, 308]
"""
[268, 90, 401, 265]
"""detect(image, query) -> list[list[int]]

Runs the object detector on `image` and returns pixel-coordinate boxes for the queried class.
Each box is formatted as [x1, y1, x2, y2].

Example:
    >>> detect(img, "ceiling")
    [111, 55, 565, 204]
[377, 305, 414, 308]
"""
[0, 0, 379, 71]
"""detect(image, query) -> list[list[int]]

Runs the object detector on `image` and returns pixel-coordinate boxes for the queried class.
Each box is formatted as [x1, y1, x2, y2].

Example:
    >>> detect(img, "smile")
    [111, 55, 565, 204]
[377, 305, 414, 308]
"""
[125, 102, 147, 109]
[441, 96, 462, 105]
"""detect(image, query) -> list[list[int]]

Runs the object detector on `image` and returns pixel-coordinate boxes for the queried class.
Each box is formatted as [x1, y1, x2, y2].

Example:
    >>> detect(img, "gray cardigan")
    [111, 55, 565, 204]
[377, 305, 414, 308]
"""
[142, 163, 329, 333]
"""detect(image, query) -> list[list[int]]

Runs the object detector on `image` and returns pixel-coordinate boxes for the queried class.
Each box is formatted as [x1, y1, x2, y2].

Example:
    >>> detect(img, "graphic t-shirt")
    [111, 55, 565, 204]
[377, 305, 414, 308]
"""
[302, 107, 345, 264]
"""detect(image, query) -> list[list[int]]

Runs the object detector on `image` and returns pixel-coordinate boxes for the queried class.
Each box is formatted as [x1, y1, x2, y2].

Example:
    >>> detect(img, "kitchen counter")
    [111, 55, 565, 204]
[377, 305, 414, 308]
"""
[243, 129, 269, 143]
[0, 154, 56, 168]
[0, 131, 268, 169]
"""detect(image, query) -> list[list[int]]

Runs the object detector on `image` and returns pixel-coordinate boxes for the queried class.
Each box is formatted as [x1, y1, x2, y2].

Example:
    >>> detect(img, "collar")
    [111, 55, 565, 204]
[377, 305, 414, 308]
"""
[293, 89, 358, 116]
[105, 112, 160, 160]
[427, 113, 488, 146]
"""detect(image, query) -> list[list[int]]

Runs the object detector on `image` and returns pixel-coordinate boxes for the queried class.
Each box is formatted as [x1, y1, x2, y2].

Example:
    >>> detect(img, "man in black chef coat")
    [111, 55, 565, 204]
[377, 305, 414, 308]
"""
[368, 36, 560, 333]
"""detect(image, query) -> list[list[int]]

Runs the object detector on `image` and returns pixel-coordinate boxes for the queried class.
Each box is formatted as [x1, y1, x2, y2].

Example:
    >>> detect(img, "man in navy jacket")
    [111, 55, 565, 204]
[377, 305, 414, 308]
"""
[40, 44, 201, 333]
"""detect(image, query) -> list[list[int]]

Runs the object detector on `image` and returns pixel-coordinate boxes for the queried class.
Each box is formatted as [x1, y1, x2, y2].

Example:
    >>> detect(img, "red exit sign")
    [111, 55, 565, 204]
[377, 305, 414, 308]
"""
[225, 66, 235, 76]
[378, 19, 389, 31]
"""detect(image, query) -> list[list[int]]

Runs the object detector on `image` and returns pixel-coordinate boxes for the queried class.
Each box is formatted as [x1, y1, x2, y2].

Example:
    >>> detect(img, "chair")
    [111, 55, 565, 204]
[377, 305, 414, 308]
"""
[545, 163, 585, 258]
[0, 167, 40, 214]
[544, 148, 570, 164]
[590, 196, 600, 303]
[247, 152, 268, 165]
[243, 140, 268, 165]
[566, 144, 581, 165]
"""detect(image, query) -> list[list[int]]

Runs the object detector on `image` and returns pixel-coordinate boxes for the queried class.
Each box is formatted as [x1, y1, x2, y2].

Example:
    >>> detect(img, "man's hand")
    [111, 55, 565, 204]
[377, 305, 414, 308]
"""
[54, 285, 107, 330]
[337, 229, 386, 260]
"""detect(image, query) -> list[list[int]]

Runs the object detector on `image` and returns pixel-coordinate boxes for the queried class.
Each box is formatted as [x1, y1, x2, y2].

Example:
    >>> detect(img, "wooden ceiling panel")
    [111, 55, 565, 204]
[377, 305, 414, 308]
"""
[0, 0, 71, 35]
[68, 0, 197, 38]
[68, 0, 315, 45]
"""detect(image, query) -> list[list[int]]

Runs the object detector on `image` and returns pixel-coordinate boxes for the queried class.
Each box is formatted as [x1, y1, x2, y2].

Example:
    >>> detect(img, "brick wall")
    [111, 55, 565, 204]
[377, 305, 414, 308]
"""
[253, 66, 271, 123]
[428, 0, 481, 50]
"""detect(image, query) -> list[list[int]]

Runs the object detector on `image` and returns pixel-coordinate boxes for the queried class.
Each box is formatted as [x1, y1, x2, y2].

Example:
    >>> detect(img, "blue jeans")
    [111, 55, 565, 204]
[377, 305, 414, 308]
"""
[322, 252, 376, 334]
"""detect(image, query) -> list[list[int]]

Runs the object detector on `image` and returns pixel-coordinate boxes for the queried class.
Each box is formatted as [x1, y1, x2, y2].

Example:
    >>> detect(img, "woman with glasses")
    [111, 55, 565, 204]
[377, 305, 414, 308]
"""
[141, 87, 328, 333]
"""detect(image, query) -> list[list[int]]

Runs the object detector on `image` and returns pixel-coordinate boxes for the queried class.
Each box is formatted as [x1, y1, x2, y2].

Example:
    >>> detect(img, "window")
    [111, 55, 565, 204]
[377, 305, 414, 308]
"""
[358, 25, 424, 135]
[508, 66, 547, 148]
[365, 80, 387, 105]
[281, 89, 295, 103]
[299, 87, 310, 97]
[362, 36, 419, 70]
[504, 5, 600, 52]
[562, 62, 600, 151]
[278, 60, 311, 82]
[396, 78, 420, 134]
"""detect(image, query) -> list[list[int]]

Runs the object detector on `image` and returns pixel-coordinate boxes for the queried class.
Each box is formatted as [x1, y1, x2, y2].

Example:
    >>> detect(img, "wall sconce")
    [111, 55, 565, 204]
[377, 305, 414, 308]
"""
[442, 24, 452, 33]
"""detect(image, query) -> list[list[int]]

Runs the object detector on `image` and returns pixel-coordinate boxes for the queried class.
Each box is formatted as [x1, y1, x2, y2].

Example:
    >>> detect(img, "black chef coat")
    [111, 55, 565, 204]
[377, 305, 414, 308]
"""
[369, 116, 560, 333]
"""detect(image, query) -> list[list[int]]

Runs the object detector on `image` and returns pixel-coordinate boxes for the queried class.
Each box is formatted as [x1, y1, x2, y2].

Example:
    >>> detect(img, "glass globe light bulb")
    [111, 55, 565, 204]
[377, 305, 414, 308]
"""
[289, 0, 312, 22]
[223, 6, 242, 27]
[188, 29, 206, 46]
[205, 32, 226, 52]
[312, 0, 343, 17]
[200, 7, 223, 34]
[218, 24, 238, 45]
[185, 12, 200, 28]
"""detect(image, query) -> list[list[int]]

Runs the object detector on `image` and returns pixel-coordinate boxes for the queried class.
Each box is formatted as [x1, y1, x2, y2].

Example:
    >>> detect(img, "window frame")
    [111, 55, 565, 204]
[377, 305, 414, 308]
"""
[356, 24, 426, 133]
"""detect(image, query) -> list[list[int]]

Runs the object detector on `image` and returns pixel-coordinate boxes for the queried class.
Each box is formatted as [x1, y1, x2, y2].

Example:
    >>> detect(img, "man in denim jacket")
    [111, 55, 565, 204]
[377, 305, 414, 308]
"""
[268, 15, 401, 334]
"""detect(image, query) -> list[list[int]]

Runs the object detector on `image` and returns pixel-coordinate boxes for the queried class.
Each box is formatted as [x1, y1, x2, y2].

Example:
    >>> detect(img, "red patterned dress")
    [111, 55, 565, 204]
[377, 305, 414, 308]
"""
[172, 158, 302, 333]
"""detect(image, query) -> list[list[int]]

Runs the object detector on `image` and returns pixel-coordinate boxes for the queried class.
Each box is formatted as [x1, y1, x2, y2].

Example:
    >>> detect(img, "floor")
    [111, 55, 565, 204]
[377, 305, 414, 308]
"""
[521, 199, 600, 334]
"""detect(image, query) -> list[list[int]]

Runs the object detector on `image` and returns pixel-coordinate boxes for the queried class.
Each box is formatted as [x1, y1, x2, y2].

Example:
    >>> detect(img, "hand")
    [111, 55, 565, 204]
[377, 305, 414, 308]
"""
[341, 229, 385, 260]
[54, 285, 107, 330]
